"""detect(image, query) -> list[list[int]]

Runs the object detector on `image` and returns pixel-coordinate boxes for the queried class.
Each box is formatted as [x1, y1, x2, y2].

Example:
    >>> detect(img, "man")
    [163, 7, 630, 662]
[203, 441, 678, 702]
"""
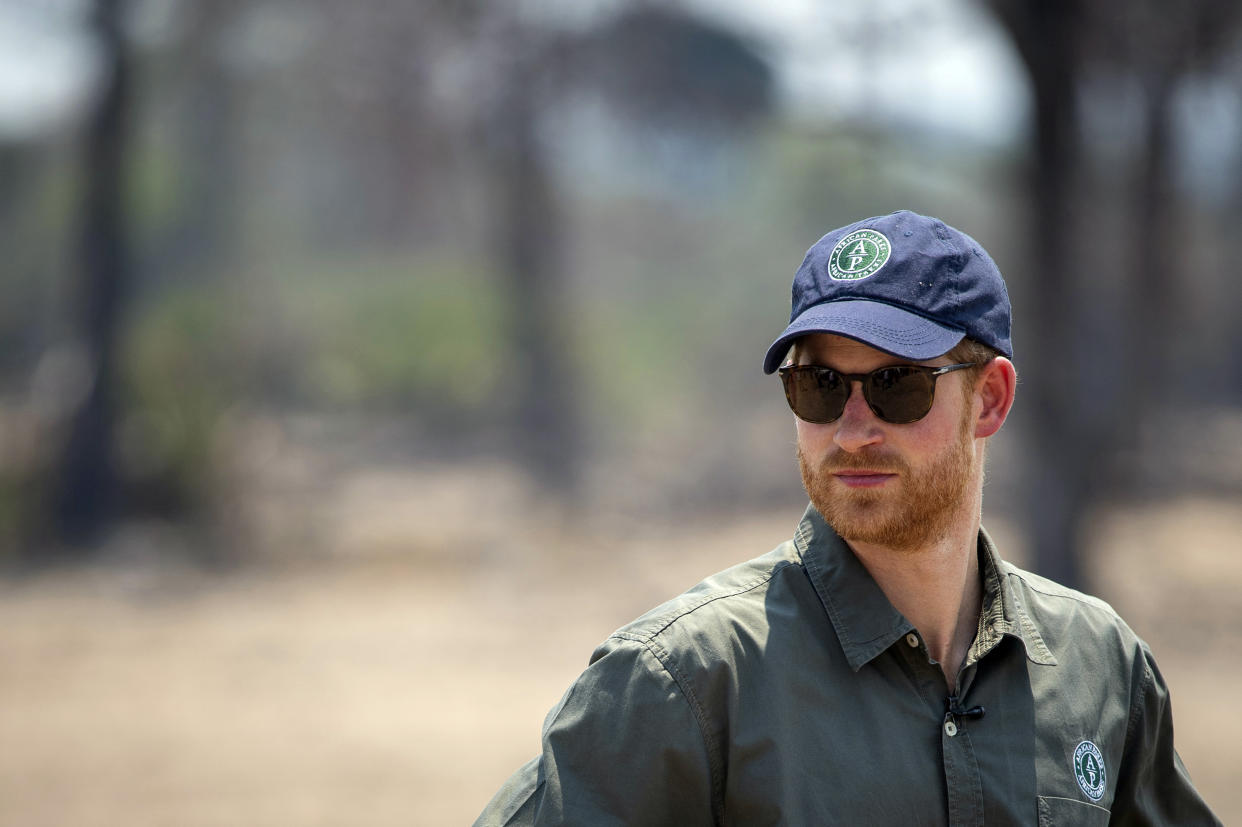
[475, 210, 1219, 825]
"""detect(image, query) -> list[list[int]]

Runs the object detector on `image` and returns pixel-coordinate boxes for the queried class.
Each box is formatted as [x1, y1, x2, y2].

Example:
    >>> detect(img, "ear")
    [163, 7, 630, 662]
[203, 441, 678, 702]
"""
[973, 357, 1016, 439]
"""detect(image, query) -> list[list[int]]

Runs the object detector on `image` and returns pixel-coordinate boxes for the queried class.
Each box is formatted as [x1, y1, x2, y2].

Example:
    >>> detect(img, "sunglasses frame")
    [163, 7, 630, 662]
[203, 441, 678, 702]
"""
[777, 362, 980, 425]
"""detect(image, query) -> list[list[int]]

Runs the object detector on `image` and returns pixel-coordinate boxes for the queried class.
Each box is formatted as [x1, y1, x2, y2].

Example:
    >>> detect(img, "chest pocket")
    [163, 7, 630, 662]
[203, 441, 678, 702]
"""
[1037, 795, 1110, 826]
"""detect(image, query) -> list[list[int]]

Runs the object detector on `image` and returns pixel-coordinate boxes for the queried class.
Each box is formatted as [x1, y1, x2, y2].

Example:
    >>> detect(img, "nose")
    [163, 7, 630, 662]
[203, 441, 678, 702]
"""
[833, 380, 884, 453]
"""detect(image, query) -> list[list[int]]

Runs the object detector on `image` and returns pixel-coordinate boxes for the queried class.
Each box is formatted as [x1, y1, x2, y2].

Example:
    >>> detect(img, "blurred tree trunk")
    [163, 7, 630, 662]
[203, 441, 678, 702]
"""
[475, 9, 771, 498]
[0, 145, 37, 380]
[1120, 0, 1242, 416]
[988, 0, 1242, 587]
[989, 0, 1093, 588]
[50, 0, 132, 552]
[154, 0, 242, 280]
[1125, 70, 1177, 429]
[488, 41, 580, 496]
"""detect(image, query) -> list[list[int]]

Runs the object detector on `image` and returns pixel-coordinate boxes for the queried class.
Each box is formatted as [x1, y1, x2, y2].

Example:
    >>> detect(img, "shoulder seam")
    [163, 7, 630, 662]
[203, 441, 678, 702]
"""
[610, 559, 798, 645]
[1122, 647, 1153, 761]
[605, 558, 800, 822]
[636, 637, 726, 822]
[1005, 570, 1116, 615]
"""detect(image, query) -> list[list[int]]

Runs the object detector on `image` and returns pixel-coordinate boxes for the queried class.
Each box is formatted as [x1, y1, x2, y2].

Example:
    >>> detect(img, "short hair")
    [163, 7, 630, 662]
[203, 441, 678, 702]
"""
[945, 336, 1003, 367]
[945, 337, 1006, 400]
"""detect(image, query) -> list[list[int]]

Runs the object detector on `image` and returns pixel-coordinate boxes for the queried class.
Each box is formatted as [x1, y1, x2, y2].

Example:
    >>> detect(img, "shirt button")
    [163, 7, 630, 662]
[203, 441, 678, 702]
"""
[905, 633, 919, 648]
[944, 719, 958, 737]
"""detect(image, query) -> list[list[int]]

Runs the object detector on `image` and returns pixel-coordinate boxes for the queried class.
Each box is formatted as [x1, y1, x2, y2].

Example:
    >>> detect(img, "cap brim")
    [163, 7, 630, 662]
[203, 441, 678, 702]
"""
[762, 299, 965, 374]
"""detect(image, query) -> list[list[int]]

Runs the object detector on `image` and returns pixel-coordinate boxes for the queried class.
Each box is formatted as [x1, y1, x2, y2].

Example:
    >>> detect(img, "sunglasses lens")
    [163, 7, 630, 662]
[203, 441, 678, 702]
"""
[865, 367, 937, 423]
[782, 368, 848, 423]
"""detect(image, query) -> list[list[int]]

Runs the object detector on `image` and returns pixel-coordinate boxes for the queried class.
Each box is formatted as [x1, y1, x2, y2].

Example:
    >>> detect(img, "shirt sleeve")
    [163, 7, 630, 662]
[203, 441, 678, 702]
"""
[1109, 644, 1221, 826]
[473, 637, 717, 827]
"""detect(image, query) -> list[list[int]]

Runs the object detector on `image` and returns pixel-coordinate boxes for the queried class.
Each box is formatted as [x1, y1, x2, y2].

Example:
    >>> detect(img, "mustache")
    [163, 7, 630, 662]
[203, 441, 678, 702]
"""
[814, 449, 908, 475]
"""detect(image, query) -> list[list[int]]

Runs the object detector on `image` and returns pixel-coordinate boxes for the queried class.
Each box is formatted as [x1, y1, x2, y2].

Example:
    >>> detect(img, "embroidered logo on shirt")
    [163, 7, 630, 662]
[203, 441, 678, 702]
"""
[1073, 740, 1107, 801]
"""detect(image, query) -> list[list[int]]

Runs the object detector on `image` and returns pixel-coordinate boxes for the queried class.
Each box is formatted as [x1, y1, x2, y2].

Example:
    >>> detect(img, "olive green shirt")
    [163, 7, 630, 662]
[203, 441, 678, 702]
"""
[476, 506, 1218, 826]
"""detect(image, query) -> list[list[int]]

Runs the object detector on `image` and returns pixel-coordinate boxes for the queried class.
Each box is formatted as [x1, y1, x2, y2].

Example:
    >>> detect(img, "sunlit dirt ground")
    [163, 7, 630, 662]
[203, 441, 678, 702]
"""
[1, 480, 1238, 826]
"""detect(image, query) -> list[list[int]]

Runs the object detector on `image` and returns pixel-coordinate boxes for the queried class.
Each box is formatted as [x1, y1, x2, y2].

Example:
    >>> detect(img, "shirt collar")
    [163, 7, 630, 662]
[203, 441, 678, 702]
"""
[793, 504, 1057, 671]
[976, 528, 1057, 666]
[794, 505, 912, 672]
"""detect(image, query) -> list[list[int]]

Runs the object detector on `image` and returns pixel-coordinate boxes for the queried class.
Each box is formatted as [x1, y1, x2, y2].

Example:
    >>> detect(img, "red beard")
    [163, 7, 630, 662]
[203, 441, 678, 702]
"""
[799, 411, 976, 551]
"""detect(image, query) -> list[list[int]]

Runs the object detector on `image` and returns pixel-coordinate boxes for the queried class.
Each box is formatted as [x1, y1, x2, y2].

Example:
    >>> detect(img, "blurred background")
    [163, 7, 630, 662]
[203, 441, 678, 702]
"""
[1, 0, 1240, 823]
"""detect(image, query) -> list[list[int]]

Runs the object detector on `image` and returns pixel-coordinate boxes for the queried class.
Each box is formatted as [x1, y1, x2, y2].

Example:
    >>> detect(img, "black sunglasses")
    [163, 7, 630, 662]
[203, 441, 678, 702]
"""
[778, 362, 980, 424]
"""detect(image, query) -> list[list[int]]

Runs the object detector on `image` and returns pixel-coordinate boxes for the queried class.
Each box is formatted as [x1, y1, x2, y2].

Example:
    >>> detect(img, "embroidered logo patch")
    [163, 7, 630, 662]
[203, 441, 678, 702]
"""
[828, 229, 891, 281]
[1073, 740, 1107, 801]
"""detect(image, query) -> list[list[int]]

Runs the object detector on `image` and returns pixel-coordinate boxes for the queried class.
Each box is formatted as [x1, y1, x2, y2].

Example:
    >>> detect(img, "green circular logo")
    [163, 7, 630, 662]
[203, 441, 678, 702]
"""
[828, 229, 892, 281]
[1073, 740, 1106, 801]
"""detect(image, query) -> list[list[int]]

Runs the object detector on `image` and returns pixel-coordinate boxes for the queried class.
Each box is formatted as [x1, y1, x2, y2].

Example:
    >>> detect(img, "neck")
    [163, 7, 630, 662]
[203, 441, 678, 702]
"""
[846, 487, 984, 690]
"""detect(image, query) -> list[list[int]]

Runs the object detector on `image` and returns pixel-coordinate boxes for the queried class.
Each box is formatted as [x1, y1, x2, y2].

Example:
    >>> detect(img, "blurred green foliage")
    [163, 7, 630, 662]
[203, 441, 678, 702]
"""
[282, 254, 504, 411]
[114, 250, 509, 484]
[119, 286, 244, 514]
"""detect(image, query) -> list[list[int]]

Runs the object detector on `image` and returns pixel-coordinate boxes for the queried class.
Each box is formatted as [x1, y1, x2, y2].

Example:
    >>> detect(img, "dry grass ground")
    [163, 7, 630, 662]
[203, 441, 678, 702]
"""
[1, 484, 1238, 826]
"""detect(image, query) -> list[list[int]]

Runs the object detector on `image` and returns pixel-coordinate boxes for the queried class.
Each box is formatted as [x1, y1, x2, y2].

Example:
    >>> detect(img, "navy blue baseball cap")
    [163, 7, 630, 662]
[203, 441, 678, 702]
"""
[762, 210, 1013, 374]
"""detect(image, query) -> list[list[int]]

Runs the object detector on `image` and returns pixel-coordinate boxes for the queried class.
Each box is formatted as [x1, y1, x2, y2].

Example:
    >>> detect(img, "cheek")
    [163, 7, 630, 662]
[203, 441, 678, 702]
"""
[902, 404, 971, 460]
[795, 419, 834, 456]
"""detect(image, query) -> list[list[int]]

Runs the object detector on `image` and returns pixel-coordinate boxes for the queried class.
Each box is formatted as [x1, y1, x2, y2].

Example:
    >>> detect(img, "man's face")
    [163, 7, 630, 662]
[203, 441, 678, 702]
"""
[792, 334, 982, 551]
